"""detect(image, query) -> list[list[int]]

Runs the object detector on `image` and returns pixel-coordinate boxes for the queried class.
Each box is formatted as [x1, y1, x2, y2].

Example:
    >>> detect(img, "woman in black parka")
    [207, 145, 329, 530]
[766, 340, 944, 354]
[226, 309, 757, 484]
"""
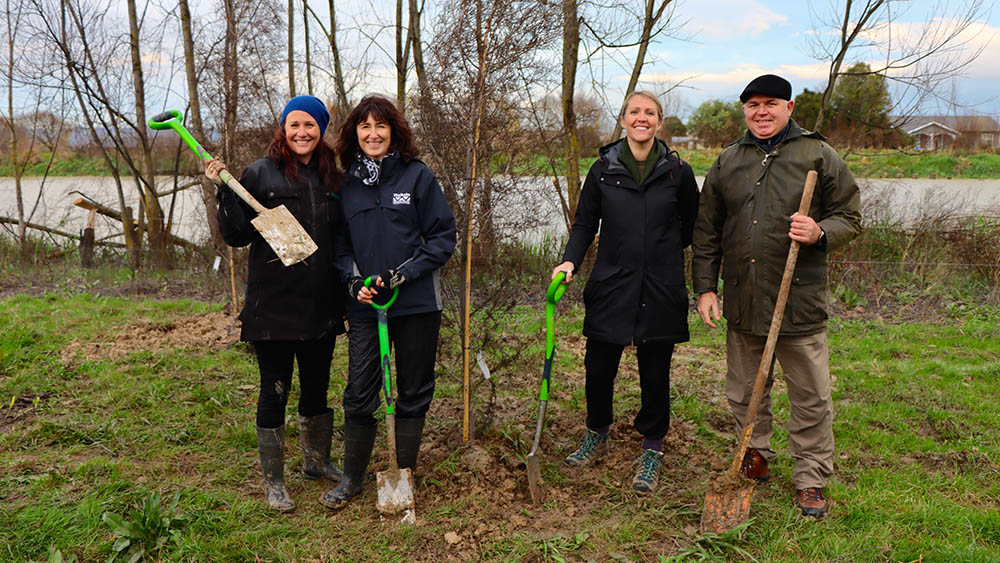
[205, 96, 346, 512]
[552, 91, 699, 494]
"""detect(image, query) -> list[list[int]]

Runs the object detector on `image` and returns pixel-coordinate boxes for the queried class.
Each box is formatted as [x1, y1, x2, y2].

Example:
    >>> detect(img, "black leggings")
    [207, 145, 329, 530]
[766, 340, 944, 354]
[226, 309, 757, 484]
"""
[584, 338, 675, 440]
[253, 332, 336, 428]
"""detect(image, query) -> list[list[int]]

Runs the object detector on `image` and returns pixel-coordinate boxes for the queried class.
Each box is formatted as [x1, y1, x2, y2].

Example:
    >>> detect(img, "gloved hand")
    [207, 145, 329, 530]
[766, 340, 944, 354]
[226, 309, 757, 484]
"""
[377, 268, 405, 290]
[347, 276, 366, 300]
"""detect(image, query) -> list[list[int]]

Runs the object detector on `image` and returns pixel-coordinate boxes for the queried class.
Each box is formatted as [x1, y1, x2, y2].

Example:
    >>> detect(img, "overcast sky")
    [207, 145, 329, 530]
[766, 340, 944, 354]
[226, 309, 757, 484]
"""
[613, 0, 1000, 118]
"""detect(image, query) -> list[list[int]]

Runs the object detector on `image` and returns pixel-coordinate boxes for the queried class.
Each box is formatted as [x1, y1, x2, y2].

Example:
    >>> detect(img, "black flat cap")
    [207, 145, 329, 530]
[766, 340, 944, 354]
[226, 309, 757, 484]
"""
[740, 74, 792, 103]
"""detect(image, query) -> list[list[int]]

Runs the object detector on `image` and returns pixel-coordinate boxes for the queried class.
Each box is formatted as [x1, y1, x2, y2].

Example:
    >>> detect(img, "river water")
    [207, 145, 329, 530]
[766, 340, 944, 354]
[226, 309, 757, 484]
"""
[1, 175, 999, 246]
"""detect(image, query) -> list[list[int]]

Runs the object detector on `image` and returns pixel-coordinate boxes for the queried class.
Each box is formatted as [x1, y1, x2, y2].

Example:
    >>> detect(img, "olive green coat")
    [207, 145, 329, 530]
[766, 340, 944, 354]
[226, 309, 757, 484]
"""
[691, 121, 862, 336]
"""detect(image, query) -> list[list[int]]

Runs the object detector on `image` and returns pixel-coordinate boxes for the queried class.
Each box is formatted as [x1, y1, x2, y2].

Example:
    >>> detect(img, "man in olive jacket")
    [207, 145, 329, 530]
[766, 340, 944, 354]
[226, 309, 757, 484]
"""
[691, 74, 861, 519]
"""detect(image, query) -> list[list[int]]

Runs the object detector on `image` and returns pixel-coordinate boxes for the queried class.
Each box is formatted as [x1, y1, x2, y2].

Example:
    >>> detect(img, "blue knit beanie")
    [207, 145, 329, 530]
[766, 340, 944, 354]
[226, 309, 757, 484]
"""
[280, 95, 330, 135]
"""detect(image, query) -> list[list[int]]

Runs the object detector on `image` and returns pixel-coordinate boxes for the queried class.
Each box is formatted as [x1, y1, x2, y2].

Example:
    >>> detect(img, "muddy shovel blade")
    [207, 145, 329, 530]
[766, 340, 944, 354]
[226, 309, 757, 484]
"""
[376, 467, 415, 523]
[526, 451, 545, 505]
[250, 205, 318, 266]
[700, 473, 756, 534]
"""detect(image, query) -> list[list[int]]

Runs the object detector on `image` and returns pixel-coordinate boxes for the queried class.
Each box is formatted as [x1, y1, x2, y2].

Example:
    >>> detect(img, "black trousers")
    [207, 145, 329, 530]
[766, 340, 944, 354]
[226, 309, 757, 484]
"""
[584, 337, 675, 440]
[343, 311, 441, 427]
[253, 332, 336, 428]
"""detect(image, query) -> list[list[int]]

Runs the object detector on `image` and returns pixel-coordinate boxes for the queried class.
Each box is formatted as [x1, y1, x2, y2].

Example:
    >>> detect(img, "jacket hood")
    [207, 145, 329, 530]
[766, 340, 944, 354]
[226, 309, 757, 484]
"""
[598, 137, 674, 173]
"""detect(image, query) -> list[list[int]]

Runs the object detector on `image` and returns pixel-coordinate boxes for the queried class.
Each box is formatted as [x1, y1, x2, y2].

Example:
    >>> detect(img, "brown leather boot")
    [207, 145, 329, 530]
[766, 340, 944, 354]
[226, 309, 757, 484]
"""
[795, 487, 828, 519]
[739, 449, 770, 484]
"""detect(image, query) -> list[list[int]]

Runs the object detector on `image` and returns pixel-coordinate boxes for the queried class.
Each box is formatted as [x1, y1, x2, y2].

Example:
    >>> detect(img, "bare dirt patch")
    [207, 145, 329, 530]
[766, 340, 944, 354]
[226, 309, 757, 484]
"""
[60, 310, 240, 364]
[1, 391, 53, 433]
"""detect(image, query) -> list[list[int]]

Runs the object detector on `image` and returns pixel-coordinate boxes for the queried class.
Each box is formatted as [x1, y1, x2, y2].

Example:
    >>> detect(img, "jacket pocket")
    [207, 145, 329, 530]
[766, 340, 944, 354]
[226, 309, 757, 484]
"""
[722, 271, 741, 325]
[789, 266, 828, 325]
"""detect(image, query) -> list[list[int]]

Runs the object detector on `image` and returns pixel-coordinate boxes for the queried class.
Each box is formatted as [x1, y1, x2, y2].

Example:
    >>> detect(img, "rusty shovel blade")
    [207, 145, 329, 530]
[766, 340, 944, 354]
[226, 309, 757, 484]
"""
[376, 467, 415, 523]
[526, 451, 545, 505]
[700, 472, 756, 535]
[250, 205, 318, 266]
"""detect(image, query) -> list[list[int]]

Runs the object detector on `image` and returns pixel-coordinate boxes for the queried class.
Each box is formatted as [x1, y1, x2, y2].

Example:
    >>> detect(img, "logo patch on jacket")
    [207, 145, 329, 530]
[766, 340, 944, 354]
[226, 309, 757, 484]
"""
[392, 192, 411, 205]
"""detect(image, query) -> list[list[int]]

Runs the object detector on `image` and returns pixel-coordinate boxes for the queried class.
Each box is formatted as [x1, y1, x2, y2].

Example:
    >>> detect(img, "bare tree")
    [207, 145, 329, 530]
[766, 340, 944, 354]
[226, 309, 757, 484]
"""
[560, 0, 582, 226]
[807, 0, 990, 131]
[3, 0, 26, 251]
[607, 0, 680, 142]
[302, 0, 312, 95]
[126, 0, 169, 268]
[287, 0, 295, 97]
[178, 0, 226, 255]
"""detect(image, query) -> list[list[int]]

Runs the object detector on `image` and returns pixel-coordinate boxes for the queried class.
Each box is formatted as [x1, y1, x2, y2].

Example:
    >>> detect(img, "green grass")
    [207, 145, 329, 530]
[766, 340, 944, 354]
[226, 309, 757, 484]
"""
[1, 292, 999, 560]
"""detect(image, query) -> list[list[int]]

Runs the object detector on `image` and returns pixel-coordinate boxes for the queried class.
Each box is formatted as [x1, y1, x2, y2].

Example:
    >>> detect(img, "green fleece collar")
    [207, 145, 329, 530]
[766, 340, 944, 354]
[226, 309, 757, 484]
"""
[619, 138, 663, 186]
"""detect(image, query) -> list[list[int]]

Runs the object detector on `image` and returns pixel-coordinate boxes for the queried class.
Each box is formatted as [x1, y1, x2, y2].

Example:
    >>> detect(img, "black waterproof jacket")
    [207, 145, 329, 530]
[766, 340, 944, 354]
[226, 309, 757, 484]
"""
[217, 157, 346, 341]
[562, 138, 700, 346]
[334, 154, 457, 320]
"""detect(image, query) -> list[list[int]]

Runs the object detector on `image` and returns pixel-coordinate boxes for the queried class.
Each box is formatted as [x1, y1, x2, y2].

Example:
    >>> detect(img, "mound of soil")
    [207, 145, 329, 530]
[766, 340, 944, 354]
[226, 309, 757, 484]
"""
[60, 311, 240, 364]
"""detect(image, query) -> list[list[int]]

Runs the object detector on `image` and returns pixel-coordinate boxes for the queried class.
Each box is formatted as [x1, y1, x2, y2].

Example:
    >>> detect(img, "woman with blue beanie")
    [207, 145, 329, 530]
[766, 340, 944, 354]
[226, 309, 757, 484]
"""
[205, 95, 346, 512]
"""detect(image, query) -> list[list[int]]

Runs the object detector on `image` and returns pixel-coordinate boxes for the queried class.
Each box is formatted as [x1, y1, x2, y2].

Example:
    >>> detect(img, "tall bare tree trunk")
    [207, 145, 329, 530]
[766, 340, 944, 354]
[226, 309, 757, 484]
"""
[302, 0, 312, 95]
[326, 0, 348, 116]
[5, 0, 26, 253]
[408, 0, 427, 100]
[609, 0, 672, 142]
[395, 0, 406, 112]
[561, 0, 581, 225]
[287, 0, 295, 97]
[127, 0, 168, 268]
[223, 0, 238, 163]
[178, 0, 225, 256]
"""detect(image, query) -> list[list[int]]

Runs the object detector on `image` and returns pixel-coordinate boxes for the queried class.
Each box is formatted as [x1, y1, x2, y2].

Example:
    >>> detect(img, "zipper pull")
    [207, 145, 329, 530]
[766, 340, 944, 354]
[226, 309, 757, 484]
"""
[761, 153, 769, 166]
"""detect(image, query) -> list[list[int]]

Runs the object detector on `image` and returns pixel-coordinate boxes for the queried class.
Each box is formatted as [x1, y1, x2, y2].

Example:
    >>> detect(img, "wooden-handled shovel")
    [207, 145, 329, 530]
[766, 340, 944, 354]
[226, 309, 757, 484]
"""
[700, 170, 818, 534]
[148, 110, 318, 267]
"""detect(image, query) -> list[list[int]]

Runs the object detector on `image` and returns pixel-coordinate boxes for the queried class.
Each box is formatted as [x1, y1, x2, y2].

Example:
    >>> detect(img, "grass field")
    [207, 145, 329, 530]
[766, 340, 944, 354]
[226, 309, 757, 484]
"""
[2, 289, 998, 561]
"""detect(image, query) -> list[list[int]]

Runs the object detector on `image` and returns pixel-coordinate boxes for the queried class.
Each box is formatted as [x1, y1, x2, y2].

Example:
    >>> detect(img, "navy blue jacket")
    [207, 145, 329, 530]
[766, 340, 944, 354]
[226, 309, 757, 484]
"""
[335, 154, 457, 319]
[217, 156, 346, 341]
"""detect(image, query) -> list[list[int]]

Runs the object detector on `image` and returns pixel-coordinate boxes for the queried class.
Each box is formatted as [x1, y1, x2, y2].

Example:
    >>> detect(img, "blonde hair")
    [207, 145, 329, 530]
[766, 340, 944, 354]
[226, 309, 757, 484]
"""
[620, 90, 663, 120]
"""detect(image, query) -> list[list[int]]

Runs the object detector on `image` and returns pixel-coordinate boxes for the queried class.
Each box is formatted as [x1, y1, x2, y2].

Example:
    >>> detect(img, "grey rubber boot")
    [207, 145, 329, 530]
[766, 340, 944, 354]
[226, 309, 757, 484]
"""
[318, 423, 376, 510]
[299, 411, 344, 483]
[395, 416, 425, 470]
[256, 425, 295, 512]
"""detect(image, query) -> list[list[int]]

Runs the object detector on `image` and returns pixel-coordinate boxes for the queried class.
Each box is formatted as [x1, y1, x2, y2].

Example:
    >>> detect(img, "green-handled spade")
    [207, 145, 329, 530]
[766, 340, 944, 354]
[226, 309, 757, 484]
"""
[147, 110, 318, 266]
[365, 277, 416, 523]
[526, 272, 568, 505]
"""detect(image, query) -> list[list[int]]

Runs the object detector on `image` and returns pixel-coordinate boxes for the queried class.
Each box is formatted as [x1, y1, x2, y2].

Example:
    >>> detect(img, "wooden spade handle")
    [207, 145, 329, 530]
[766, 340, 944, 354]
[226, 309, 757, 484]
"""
[728, 170, 818, 478]
[219, 169, 268, 215]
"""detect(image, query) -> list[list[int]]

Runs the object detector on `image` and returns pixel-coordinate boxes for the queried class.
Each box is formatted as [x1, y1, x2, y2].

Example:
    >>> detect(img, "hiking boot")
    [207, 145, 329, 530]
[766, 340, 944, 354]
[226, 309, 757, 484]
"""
[256, 426, 295, 512]
[740, 449, 770, 484]
[299, 411, 344, 483]
[564, 429, 609, 467]
[319, 423, 376, 510]
[632, 449, 664, 493]
[795, 487, 829, 519]
[395, 417, 425, 470]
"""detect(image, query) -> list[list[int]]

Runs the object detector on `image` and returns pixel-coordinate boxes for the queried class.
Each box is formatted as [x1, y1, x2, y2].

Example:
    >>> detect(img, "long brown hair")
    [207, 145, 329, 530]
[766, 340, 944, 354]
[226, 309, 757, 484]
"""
[335, 95, 419, 170]
[267, 125, 343, 194]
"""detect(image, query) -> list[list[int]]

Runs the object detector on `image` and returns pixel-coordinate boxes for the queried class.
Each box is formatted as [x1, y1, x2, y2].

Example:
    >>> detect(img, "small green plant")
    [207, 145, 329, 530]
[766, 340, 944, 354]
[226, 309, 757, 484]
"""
[535, 531, 590, 562]
[101, 490, 186, 562]
[48, 546, 75, 563]
[833, 283, 869, 308]
[662, 520, 755, 562]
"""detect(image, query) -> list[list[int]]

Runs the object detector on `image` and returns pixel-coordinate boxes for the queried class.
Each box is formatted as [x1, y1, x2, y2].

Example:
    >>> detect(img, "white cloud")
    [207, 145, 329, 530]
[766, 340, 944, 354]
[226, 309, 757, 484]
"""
[683, 0, 790, 39]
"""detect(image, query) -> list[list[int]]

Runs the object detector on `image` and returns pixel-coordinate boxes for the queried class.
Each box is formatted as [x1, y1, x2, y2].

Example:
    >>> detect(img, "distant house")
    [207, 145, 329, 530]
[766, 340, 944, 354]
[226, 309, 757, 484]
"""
[892, 115, 1000, 150]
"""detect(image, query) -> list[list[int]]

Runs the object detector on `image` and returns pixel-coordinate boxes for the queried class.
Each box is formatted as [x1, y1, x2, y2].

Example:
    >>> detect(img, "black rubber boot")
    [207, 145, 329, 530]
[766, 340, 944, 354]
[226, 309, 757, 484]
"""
[256, 426, 295, 512]
[318, 423, 376, 510]
[395, 416, 425, 470]
[299, 411, 344, 483]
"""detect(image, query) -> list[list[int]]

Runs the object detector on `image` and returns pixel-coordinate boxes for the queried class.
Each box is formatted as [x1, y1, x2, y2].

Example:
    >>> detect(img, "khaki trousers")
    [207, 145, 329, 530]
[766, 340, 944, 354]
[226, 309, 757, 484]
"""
[726, 328, 833, 489]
